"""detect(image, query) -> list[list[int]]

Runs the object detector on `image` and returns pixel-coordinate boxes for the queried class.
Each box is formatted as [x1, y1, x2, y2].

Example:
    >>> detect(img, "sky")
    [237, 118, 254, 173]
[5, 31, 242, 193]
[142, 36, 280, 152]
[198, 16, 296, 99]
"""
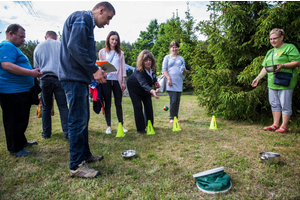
[0, 1, 210, 44]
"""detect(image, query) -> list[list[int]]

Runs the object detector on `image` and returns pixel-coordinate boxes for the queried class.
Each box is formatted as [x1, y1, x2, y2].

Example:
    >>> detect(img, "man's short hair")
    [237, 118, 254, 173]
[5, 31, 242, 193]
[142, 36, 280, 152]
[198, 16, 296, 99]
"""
[46, 31, 57, 38]
[93, 1, 115, 15]
[5, 24, 25, 35]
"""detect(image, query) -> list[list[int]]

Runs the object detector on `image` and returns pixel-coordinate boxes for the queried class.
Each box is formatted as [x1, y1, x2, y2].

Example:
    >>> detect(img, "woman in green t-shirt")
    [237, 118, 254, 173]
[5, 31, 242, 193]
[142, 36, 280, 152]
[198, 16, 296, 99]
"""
[252, 28, 300, 133]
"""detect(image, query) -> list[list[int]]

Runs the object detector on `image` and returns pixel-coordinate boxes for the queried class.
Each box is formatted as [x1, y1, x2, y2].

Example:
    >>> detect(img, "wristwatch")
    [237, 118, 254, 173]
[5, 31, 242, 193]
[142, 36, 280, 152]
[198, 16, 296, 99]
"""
[282, 64, 285, 68]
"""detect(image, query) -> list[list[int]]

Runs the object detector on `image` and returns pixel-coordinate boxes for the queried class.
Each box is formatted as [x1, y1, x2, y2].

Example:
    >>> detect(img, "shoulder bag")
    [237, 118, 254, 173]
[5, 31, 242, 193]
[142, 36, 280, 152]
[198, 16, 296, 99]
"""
[272, 49, 293, 87]
[157, 56, 178, 93]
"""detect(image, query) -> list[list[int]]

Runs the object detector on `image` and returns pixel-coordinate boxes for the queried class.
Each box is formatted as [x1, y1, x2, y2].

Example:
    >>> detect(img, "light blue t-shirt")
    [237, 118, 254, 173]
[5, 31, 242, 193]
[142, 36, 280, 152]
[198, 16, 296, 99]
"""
[0, 40, 34, 93]
[162, 55, 185, 92]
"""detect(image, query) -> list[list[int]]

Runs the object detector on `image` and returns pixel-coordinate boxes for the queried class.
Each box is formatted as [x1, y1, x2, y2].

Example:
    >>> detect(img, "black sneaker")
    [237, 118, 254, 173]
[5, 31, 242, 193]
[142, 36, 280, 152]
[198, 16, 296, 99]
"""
[10, 149, 31, 157]
[138, 130, 146, 134]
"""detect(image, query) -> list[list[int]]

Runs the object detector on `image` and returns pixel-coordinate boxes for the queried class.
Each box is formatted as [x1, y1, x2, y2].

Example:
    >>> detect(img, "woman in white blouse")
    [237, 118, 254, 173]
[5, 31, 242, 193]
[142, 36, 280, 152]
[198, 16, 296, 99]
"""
[99, 31, 127, 134]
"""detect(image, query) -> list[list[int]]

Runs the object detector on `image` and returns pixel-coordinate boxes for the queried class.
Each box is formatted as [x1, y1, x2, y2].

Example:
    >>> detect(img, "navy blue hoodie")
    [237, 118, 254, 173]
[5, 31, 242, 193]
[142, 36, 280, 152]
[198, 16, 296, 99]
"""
[59, 10, 98, 84]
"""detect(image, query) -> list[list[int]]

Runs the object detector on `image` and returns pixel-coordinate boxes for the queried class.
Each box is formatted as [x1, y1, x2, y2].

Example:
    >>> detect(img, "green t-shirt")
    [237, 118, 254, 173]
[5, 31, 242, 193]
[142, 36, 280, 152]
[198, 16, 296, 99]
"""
[262, 43, 300, 89]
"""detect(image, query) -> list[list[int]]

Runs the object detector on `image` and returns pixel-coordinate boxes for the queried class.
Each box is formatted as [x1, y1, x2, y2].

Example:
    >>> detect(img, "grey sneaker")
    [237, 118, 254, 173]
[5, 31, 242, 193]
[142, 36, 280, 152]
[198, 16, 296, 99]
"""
[70, 161, 101, 178]
[85, 155, 104, 163]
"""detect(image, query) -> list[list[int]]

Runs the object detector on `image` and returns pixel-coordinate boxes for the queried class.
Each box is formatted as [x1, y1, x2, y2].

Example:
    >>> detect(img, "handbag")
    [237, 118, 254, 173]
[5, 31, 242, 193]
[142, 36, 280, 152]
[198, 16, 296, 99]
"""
[273, 72, 292, 86]
[157, 74, 167, 93]
[30, 78, 42, 105]
[156, 56, 179, 93]
[271, 49, 293, 87]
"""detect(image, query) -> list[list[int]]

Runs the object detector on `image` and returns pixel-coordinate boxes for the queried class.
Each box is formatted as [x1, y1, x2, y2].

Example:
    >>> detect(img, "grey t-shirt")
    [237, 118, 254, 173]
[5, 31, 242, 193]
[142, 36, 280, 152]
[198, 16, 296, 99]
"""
[34, 39, 60, 79]
[162, 55, 185, 92]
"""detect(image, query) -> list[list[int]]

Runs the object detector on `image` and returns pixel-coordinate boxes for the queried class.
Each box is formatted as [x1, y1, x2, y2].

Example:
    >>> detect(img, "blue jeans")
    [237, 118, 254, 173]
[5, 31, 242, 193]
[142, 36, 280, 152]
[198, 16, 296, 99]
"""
[41, 77, 69, 139]
[61, 81, 92, 169]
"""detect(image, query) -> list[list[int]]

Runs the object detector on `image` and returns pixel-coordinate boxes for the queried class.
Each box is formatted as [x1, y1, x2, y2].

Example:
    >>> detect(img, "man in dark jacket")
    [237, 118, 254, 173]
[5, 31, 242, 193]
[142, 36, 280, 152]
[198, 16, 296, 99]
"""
[59, 1, 115, 178]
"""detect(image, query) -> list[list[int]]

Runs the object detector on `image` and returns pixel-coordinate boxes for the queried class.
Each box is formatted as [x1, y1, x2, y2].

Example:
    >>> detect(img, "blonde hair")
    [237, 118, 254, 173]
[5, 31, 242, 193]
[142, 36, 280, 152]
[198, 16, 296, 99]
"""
[136, 50, 156, 72]
[270, 28, 285, 37]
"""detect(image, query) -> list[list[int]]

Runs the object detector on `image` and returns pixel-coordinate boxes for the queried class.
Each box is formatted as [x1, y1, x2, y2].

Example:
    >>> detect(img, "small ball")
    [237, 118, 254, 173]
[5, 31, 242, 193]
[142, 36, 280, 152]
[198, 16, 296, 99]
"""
[164, 106, 169, 111]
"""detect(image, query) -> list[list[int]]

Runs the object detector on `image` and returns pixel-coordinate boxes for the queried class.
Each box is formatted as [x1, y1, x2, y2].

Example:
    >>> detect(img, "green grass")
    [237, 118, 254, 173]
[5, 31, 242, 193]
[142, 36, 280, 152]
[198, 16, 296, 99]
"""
[0, 95, 300, 199]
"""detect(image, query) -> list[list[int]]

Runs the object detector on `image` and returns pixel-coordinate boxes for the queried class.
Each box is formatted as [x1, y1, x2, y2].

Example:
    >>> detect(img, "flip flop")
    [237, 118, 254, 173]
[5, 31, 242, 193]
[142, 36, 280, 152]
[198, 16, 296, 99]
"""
[275, 126, 288, 133]
[263, 124, 279, 131]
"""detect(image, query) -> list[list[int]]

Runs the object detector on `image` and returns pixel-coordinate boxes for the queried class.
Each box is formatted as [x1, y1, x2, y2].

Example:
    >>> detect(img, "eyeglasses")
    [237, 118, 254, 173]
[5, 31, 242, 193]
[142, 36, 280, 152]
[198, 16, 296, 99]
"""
[270, 36, 281, 41]
[13, 34, 25, 39]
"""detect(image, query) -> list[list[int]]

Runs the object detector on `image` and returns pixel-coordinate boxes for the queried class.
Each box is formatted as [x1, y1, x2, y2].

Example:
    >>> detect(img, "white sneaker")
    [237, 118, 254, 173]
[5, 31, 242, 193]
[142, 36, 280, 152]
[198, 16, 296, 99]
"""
[122, 126, 128, 133]
[106, 127, 111, 134]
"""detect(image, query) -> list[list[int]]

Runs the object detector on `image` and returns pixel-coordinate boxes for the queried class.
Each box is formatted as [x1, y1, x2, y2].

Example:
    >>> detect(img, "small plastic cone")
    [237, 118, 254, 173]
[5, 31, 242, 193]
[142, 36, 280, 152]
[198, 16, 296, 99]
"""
[172, 117, 181, 131]
[116, 122, 125, 137]
[147, 120, 155, 135]
[209, 115, 217, 130]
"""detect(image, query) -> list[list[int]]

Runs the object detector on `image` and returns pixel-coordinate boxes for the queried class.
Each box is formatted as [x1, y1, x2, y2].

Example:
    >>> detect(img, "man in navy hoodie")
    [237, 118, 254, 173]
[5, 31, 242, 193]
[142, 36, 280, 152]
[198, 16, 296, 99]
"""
[59, 1, 115, 178]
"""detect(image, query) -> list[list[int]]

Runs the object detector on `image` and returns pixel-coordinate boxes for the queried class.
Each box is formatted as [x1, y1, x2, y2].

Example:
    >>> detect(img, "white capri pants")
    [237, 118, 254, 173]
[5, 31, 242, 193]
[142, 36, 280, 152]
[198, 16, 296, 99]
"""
[268, 88, 294, 115]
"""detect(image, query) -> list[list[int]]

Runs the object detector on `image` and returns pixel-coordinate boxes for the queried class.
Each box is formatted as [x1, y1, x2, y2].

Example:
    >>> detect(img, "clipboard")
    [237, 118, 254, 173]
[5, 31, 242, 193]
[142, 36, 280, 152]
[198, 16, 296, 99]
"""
[96, 61, 117, 73]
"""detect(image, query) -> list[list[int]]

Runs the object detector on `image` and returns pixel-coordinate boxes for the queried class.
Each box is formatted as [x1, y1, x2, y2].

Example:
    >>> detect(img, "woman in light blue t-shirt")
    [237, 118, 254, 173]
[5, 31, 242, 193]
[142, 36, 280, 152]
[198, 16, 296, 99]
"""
[162, 41, 186, 124]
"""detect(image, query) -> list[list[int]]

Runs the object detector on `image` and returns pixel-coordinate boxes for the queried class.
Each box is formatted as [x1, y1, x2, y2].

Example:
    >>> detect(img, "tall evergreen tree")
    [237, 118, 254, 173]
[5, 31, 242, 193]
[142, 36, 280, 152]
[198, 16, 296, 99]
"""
[192, 1, 300, 122]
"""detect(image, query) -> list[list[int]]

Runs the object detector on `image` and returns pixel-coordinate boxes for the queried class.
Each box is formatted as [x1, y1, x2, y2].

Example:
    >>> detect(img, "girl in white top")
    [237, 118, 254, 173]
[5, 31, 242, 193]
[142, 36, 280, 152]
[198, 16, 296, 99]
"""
[99, 31, 127, 134]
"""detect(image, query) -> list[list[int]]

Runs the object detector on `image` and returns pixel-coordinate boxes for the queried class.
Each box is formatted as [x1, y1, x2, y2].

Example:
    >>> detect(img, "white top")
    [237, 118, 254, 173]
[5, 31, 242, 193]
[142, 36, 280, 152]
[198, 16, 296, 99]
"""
[145, 68, 153, 79]
[105, 50, 120, 80]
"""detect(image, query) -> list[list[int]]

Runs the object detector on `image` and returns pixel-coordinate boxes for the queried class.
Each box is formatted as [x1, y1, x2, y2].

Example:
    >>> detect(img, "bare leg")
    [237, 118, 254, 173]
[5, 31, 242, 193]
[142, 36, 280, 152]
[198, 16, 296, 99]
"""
[272, 111, 281, 127]
[281, 114, 291, 128]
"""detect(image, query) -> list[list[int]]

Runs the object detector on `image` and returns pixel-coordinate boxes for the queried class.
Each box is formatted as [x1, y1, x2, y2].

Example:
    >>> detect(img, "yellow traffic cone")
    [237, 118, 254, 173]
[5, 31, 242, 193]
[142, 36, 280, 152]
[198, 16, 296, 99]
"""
[116, 122, 125, 137]
[209, 115, 217, 130]
[147, 120, 155, 135]
[172, 117, 181, 131]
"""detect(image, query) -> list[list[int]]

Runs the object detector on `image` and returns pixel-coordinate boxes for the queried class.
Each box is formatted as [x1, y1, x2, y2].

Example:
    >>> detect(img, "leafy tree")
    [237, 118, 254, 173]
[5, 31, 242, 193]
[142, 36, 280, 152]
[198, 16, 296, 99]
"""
[130, 19, 160, 66]
[95, 40, 106, 59]
[19, 40, 39, 67]
[152, 14, 183, 72]
[121, 41, 134, 66]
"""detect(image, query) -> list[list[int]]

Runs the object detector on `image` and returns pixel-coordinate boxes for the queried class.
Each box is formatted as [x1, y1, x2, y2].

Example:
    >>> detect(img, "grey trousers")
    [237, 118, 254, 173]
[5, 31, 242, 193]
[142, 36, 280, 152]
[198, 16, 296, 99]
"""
[168, 91, 182, 120]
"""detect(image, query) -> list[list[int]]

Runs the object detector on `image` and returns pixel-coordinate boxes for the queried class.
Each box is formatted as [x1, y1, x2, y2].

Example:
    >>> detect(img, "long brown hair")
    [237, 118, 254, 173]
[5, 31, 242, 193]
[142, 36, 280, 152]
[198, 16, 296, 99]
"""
[136, 50, 156, 72]
[105, 31, 121, 55]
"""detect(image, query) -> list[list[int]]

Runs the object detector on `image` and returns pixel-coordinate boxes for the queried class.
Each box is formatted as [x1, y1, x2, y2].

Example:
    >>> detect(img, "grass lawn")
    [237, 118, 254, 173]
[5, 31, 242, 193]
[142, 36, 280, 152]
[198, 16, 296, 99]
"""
[0, 94, 299, 199]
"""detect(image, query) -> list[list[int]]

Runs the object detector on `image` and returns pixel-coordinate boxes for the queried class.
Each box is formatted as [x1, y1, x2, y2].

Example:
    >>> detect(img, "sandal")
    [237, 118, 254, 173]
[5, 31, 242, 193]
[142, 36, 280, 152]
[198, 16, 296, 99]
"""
[263, 124, 279, 131]
[275, 126, 288, 133]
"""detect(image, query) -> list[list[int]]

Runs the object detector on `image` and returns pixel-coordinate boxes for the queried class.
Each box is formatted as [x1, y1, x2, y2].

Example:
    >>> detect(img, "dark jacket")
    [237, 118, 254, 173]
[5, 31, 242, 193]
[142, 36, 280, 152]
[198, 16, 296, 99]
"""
[127, 69, 157, 97]
[59, 10, 98, 84]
